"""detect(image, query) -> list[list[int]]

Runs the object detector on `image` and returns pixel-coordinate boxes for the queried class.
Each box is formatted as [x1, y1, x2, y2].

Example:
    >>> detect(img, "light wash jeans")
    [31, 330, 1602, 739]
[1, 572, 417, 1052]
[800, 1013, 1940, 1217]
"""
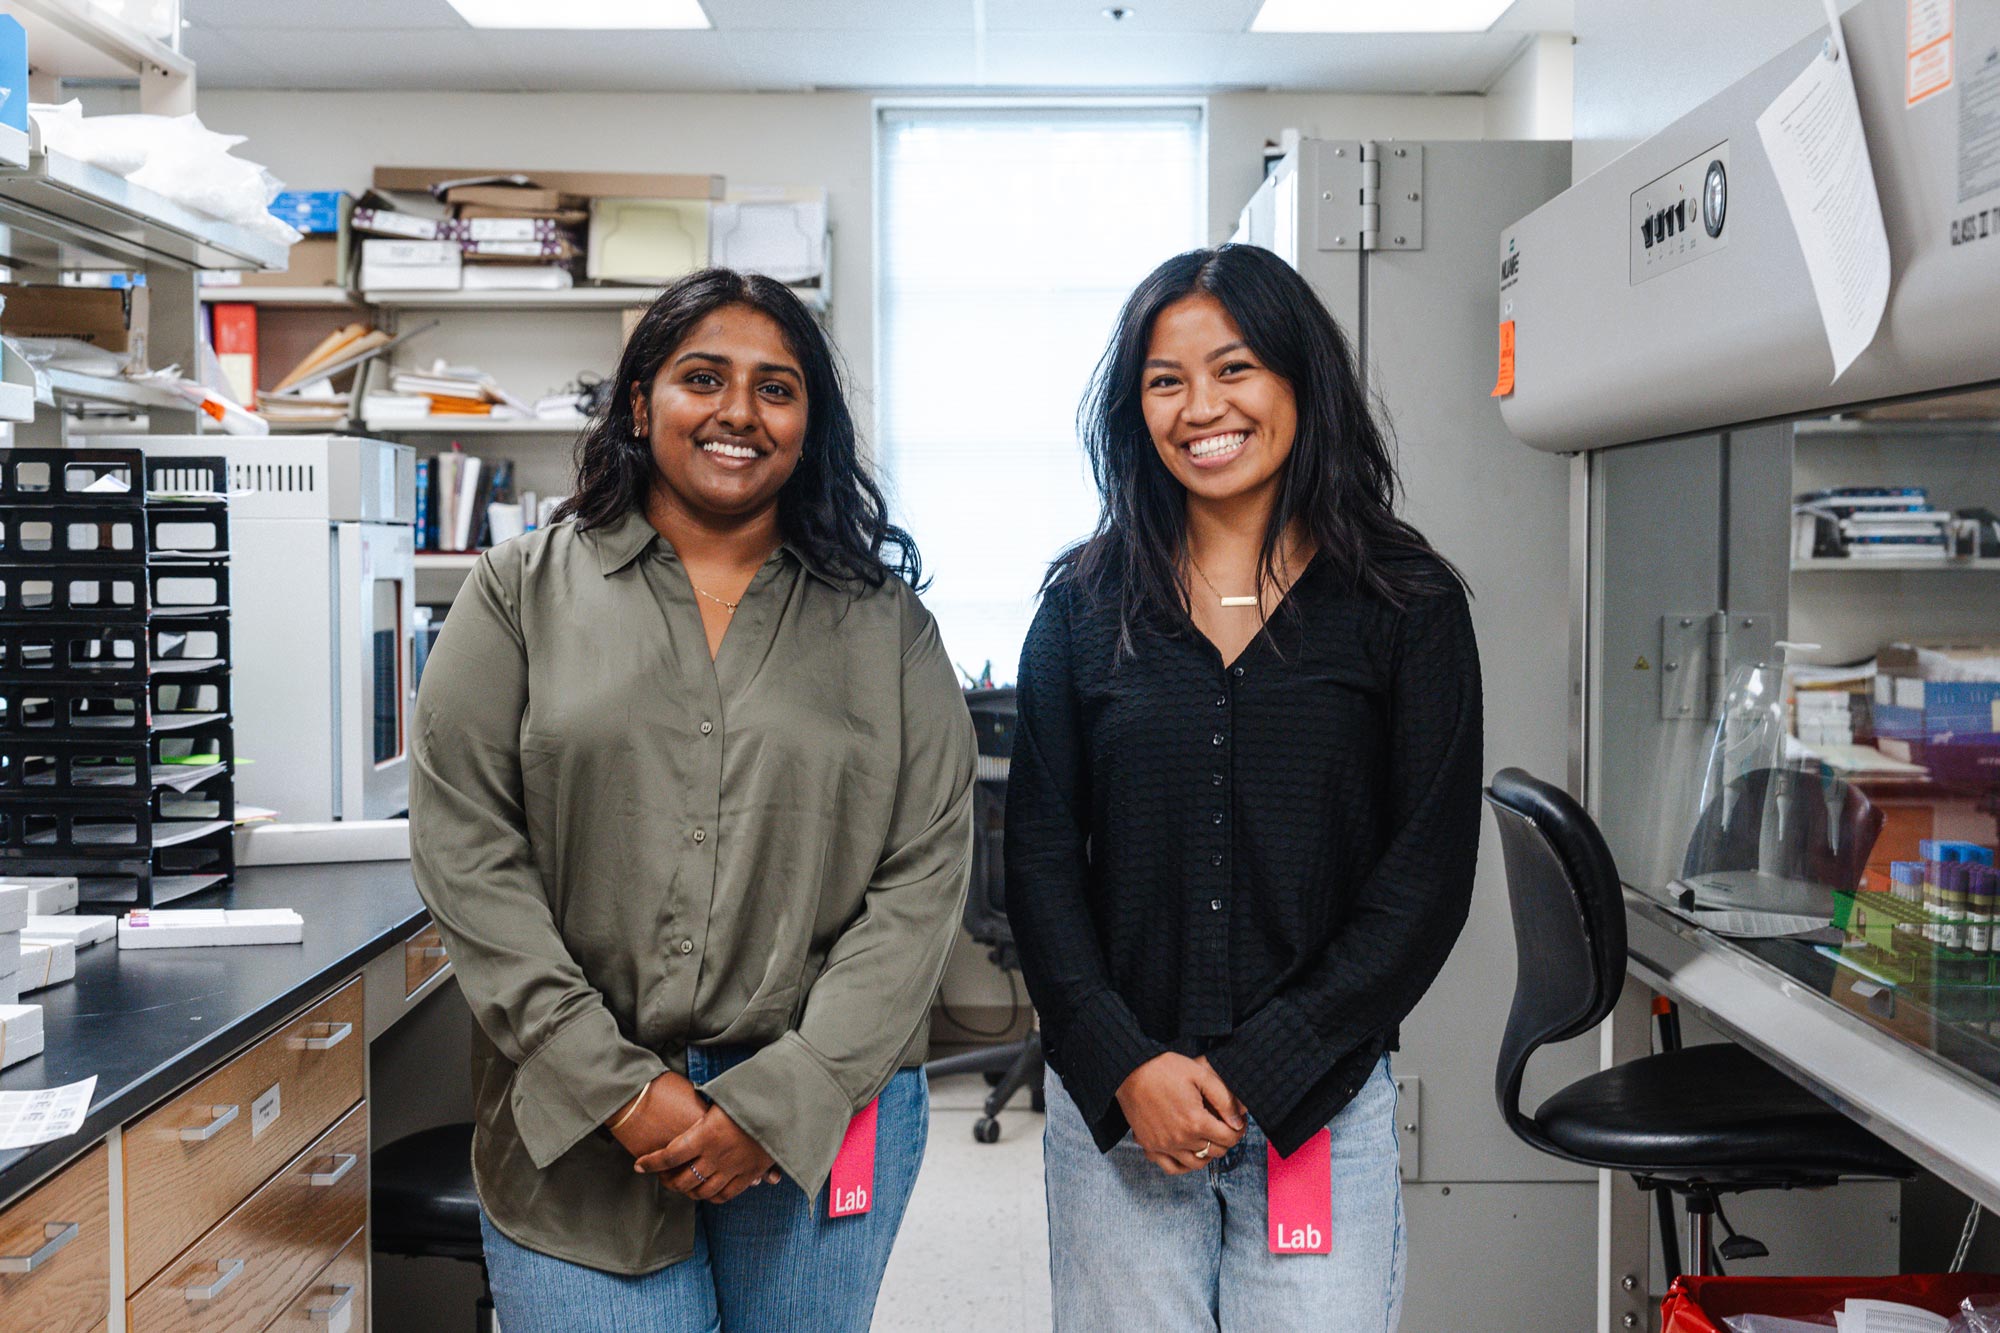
[480, 1045, 927, 1333]
[1044, 1055, 1406, 1333]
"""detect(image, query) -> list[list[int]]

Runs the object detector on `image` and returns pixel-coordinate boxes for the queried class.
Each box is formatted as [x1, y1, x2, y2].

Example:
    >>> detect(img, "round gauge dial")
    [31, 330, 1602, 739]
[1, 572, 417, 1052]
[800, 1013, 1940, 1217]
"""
[1702, 159, 1727, 238]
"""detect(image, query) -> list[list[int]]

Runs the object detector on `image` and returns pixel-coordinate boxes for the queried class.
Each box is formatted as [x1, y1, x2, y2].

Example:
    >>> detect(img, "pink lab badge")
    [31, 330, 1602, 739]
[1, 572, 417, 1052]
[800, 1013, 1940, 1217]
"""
[1267, 1129, 1333, 1254]
[828, 1098, 879, 1218]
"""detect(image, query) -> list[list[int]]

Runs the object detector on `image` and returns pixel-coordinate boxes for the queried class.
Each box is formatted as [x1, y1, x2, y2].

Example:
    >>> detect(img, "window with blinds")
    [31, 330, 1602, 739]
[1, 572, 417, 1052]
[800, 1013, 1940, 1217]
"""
[876, 103, 1207, 684]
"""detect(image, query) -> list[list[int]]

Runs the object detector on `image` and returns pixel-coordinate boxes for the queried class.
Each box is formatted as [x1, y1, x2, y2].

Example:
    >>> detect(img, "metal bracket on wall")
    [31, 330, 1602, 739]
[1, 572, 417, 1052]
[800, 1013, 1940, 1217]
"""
[1313, 142, 1424, 251]
[1658, 610, 1776, 721]
[1393, 1075, 1420, 1180]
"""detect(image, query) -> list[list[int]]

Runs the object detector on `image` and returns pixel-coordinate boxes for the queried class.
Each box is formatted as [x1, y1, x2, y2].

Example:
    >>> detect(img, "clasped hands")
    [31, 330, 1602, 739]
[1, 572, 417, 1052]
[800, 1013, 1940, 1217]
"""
[608, 1071, 783, 1204]
[1115, 1053, 1249, 1176]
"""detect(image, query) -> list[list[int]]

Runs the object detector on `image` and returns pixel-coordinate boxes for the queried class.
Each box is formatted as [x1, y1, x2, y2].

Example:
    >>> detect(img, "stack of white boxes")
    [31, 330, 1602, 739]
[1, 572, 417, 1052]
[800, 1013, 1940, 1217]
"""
[6, 876, 82, 993]
[0, 880, 39, 1070]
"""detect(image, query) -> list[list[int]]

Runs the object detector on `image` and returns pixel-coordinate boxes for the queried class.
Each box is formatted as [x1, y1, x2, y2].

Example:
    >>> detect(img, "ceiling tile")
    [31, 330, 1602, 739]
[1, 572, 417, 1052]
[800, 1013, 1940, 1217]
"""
[185, 0, 467, 29]
[476, 28, 748, 91]
[978, 31, 1236, 87]
[1492, 0, 1575, 31]
[206, 27, 526, 91]
[984, 0, 1263, 34]
[708, 0, 971, 32]
[1223, 31, 1521, 93]
[721, 31, 978, 89]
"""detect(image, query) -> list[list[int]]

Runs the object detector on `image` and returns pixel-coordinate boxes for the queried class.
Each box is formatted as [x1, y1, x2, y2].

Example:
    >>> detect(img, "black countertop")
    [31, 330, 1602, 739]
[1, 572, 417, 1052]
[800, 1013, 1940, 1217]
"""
[0, 858, 426, 1204]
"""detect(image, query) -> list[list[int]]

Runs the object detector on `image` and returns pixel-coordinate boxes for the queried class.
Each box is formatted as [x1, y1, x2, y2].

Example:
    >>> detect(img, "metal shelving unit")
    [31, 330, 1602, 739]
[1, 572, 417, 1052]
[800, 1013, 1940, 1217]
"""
[1792, 557, 2000, 572]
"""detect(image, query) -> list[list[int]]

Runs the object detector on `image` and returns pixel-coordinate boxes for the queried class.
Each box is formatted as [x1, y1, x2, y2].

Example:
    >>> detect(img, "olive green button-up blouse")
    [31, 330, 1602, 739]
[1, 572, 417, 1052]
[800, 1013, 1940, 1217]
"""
[408, 508, 975, 1275]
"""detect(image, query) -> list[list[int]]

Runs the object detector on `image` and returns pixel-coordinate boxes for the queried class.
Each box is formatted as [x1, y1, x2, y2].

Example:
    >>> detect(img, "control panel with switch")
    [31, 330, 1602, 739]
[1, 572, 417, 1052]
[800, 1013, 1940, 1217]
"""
[1629, 140, 1729, 285]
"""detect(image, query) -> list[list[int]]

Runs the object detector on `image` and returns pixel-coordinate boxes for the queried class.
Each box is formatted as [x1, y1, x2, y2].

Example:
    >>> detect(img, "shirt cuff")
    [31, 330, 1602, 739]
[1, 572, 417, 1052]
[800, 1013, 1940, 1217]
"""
[508, 1007, 667, 1169]
[698, 1031, 856, 1197]
[1204, 997, 1332, 1151]
[1053, 990, 1167, 1133]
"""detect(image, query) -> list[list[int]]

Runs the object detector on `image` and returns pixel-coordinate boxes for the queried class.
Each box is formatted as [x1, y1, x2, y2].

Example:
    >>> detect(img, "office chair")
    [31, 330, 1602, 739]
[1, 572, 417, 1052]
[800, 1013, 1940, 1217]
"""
[372, 1123, 494, 1333]
[924, 687, 1045, 1144]
[1485, 767, 1913, 1279]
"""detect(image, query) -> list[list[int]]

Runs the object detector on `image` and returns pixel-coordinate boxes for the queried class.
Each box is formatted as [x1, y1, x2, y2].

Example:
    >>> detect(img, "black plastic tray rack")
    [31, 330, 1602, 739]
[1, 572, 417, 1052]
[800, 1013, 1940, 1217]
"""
[0, 448, 237, 906]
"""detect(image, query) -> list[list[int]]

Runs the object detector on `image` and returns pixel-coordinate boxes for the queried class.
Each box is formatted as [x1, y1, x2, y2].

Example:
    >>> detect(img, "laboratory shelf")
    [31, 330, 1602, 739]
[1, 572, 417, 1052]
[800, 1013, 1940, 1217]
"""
[1792, 557, 2000, 572]
[413, 552, 483, 569]
[0, 144, 287, 273]
[40, 367, 191, 413]
[363, 415, 588, 435]
[363, 286, 663, 310]
[0, 379, 37, 424]
[199, 286, 364, 307]
[9, 0, 193, 89]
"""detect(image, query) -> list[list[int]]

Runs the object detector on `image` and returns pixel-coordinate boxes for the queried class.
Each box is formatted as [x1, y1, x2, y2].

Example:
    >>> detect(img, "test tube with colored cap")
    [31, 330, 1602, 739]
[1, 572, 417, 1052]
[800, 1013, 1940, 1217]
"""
[1943, 862, 1970, 954]
[1968, 865, 1996, 958]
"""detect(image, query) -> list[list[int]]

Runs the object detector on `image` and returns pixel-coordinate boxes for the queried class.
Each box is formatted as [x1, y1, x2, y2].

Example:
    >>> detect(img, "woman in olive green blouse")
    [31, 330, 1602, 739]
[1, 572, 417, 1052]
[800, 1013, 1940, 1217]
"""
[409, 268, 975, 1332]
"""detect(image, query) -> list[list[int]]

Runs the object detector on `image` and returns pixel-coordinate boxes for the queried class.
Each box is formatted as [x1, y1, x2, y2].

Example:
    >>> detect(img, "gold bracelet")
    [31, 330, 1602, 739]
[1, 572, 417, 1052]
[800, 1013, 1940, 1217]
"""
[608, 1080, 650, 1133]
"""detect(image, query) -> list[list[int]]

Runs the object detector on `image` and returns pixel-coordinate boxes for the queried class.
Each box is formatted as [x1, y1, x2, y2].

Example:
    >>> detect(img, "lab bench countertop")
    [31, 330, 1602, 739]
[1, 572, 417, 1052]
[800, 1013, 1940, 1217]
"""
[0, 858, 427, 1203]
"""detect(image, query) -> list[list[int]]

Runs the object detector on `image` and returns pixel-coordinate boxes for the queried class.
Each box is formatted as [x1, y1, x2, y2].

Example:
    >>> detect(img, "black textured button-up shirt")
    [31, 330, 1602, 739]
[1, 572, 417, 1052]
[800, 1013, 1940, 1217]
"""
[1005, 552, 1482, 1157]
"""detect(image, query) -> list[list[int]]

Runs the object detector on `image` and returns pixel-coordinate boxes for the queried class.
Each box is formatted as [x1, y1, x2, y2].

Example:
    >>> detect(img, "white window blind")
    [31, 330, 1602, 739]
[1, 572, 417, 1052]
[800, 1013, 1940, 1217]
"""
[876, 104, 1206, 684]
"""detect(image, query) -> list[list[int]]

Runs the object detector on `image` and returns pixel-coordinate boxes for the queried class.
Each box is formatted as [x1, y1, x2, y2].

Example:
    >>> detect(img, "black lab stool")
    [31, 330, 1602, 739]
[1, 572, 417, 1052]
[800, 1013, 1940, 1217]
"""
[1484, 768, 1912, 1279]
[372, 1123, 493, 1332]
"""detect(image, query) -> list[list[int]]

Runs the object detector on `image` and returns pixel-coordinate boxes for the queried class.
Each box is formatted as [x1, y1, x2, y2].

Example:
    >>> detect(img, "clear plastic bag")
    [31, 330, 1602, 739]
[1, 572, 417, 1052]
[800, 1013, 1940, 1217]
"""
[1948, 1299, 2000, 1332]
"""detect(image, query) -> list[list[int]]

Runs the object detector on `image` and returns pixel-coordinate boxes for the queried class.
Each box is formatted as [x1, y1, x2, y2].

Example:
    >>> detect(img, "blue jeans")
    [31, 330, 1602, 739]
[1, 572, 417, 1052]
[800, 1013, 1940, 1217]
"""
[1044, 1055, 1406, 1332]
[481, 1045, 928, 1333]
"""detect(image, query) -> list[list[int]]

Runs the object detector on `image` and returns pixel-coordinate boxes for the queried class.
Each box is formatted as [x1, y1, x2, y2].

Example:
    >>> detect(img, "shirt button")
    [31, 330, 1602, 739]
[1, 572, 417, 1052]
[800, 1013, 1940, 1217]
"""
[700, 721, 714, 735]
[679, 939, 695, 955]
[1211, 812, 1223, 825]
[1215, 696, 1226, 707]
[1210, 899, 1223, 911]
[1211, 733, 1225, 746]
[1211, 773, 1223, 786]
[1210, 853, 1223, 867]
[692, 828, 707, 843]
[1233, 666, 1245, 678]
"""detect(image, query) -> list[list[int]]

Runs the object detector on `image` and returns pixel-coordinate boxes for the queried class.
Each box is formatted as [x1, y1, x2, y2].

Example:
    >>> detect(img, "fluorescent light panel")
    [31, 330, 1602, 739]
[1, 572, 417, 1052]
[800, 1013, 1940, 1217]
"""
[445, 0, 711, 29]
[1249, 0, 1513, 33]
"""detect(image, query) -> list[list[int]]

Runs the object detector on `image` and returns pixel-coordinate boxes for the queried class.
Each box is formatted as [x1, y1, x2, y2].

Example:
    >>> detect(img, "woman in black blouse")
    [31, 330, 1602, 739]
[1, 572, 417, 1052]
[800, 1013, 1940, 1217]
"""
[1007, 244, 1482, 1331]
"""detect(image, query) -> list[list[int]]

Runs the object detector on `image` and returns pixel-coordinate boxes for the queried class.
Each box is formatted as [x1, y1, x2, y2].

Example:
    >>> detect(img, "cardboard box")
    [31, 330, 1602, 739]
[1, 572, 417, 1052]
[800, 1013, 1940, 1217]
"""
[446, 185, 582, 212]
[26, 914, 116, 949]
[0, 284, 135, 351]
[0, 1003, 42, 1069]
[0, 877, 79, 917]
[374, 166, 724, 201]
[232, 234, 347, 289]
[118, 908, 305, 949]
[0, 885, 24, 936]
[18, 939, 75, 992]
[360, 238, 462, 291]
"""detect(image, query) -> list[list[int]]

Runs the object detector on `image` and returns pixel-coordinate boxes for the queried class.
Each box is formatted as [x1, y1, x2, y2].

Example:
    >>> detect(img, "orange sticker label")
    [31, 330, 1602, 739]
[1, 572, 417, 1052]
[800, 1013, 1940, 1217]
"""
[1490, 320, 1516, 397]
[1907, 0, 1953, 106]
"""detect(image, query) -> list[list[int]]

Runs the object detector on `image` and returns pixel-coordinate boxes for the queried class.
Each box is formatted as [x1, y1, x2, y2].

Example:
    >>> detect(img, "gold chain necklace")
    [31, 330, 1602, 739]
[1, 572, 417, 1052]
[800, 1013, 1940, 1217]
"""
[691, 584, 740, 615]
[1188, 559, 1261, 609]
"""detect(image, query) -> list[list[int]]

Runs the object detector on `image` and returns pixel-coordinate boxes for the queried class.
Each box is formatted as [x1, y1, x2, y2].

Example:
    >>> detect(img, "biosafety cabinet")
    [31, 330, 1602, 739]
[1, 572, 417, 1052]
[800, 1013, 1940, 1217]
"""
[1500, 0, 2000, 1322]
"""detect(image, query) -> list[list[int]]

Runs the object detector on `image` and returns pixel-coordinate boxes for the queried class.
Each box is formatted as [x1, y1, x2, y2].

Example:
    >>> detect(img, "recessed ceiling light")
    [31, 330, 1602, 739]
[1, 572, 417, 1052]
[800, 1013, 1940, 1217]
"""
[445, 0, 711, 29]
[1249, 0, 1513, 33]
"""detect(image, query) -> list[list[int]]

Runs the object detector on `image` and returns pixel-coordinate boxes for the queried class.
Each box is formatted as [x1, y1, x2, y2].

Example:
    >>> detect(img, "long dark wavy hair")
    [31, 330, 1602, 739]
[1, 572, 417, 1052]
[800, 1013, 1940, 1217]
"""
[1054, 244, 1461, 651]
[556, 268, 921, 588]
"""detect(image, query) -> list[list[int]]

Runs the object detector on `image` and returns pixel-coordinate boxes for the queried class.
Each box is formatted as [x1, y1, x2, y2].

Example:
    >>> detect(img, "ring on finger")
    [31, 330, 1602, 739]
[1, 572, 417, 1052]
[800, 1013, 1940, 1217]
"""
[689, 1165, 708, 1184]
[1193, 1141, 1212, 1161]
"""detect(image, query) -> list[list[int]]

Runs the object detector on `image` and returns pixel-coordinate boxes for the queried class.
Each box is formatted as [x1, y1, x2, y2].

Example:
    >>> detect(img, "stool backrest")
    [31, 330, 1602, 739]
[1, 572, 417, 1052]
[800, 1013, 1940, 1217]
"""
[1484, 767, 1627, 1162]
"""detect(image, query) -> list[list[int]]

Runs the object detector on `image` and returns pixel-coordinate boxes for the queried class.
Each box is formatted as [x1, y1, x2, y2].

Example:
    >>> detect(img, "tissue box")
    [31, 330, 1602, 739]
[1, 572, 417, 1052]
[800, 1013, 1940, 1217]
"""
[27, 915, 117, 949]
[19, 939, 75, 993]
[0, 877, 79, 916]
[0, 884, 27, 936]
[0, 1004, 42, 1069]
[118, 909, 304, 950]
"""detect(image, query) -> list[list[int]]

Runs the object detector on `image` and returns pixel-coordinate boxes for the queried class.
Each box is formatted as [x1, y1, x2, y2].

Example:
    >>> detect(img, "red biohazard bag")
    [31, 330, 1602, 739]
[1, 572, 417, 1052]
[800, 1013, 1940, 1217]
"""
[1661, 1274, 2000, 1332]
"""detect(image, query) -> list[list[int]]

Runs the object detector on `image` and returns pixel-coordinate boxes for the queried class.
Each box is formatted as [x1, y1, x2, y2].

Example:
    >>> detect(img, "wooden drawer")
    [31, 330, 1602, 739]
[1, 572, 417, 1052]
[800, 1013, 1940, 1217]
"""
[128, 1100, 367, 1333]
[125, 978, 364, 1289]
[403, 924, 449, 997]
[267, 1228, 366, 1333]
[0, 1144, 109, 1333]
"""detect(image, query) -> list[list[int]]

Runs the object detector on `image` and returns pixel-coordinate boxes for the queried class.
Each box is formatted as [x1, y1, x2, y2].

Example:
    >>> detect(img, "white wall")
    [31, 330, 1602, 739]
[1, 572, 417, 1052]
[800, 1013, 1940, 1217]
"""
[1483, 33, 1574, 141]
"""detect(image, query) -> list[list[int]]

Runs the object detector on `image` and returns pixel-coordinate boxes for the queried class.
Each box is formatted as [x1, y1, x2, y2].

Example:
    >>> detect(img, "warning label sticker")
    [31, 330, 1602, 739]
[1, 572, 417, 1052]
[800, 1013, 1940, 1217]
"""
[1910, 0, 1955, 106]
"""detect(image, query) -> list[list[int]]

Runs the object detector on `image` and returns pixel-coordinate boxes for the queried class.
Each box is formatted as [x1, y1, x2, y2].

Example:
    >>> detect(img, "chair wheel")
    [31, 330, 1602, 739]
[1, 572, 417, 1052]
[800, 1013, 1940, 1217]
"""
[973, 1117, 1001, 1144]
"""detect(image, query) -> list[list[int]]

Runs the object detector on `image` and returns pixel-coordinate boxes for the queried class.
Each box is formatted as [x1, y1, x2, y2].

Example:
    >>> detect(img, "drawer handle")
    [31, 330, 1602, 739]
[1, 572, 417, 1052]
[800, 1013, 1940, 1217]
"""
[416, 945, 448, 960]
[185, 1257, 245, 1301]
[0, 1221, 78, 1274]
[308, 1152, 359, 1187]
[309, 1284, 356, 1322]
[179, 1103, 239, 1142]
[302, 1021, 353, 1051]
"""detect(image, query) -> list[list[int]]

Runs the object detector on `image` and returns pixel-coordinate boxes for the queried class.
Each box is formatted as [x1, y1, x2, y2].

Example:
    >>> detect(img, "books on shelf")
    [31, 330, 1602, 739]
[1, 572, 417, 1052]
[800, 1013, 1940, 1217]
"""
[389, 359, 531, 417]
[1795, 487, 1953, 559]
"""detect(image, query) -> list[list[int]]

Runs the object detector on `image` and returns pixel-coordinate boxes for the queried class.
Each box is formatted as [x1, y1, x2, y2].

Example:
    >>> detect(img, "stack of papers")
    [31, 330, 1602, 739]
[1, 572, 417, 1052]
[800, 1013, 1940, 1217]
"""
[389, 358, 530, 419]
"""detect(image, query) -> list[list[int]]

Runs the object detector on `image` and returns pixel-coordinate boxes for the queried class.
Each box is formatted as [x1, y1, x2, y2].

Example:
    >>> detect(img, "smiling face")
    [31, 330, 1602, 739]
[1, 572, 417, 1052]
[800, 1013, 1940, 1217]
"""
[633, 302, 808, 525]
[1139, 291, 1299, 511]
